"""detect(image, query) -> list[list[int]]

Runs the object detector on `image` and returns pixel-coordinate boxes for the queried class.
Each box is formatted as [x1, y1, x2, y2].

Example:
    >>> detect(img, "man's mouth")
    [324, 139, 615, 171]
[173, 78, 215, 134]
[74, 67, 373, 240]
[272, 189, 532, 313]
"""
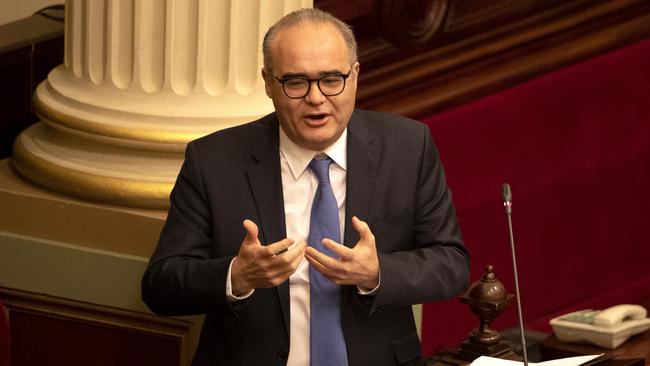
[304, 113, 329, 125]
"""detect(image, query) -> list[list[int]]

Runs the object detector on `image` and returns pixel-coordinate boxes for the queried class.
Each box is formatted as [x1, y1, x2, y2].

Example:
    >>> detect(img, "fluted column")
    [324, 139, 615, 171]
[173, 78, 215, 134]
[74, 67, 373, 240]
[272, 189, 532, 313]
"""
[13, 0, 312, 209]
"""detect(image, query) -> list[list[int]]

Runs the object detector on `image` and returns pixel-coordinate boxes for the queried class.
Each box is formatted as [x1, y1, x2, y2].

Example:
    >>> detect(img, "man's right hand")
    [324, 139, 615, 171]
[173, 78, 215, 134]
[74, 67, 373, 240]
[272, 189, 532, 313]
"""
[231, 219, 306, 296]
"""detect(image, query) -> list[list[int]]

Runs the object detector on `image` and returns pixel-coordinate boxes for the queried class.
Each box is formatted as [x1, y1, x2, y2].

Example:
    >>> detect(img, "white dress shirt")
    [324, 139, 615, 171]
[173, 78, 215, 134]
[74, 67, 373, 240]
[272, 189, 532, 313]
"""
[279, 127, 348, 366]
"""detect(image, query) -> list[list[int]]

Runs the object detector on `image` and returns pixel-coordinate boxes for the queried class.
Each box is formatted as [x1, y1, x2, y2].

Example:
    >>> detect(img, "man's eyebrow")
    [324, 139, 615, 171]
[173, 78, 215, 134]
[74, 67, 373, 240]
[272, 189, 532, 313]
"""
[279, 72, 308, 79]
[319, 69, 346, 76]
[279, 69, 346, 79]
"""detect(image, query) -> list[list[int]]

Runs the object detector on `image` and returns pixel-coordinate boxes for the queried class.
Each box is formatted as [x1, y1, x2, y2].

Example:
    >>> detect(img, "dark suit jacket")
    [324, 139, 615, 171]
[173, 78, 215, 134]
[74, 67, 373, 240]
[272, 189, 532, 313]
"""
[142, 109, 470, 366]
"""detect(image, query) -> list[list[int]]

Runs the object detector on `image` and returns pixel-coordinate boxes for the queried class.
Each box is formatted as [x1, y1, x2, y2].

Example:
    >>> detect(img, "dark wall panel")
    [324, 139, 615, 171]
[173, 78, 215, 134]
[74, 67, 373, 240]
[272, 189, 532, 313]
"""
[10, 310, 180, 366]
[0, 13, 64, 159]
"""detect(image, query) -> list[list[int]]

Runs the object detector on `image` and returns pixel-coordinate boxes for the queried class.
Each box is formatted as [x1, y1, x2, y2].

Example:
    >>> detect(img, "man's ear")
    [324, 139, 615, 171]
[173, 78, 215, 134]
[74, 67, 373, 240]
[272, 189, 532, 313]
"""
[352, 61, 360, 87]
[261, 68, 272, 98]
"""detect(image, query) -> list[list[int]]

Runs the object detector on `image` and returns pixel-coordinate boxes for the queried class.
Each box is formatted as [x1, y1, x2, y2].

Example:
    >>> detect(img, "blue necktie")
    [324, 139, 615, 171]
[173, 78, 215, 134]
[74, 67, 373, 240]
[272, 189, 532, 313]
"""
[308, 157, 348, 366]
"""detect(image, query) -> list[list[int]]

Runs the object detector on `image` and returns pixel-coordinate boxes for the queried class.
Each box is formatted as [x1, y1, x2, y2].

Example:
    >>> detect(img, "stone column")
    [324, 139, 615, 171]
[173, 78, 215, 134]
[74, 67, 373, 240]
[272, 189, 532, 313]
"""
[13, 0, 312, 209]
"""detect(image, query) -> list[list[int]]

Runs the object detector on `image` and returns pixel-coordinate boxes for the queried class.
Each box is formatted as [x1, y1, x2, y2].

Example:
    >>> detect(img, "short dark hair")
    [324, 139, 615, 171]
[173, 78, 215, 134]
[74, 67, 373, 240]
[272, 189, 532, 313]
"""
[262, 8, 358, 69]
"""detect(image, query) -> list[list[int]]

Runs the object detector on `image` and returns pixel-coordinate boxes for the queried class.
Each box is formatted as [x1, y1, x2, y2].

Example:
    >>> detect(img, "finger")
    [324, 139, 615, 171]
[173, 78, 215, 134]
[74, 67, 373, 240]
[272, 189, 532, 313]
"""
[352, 216, 374, 242]
[275, 240, 306, 258]
[305, 249, 331, 271]
[288, 242, 307, 267]
[305, 252, 331, 277]
[322, 238, 352, 257]
[271, 243, 306, 278]
[242, 219, 259, 245]
[264, 238, 295, 256]
[305, 246, 341, 271]
[286, 241, 307, 259]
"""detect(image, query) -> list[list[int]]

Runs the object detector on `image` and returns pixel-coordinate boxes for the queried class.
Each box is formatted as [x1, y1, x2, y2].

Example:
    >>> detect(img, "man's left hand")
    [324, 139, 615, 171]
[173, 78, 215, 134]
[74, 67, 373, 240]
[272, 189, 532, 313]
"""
[305, 216, 380, 290]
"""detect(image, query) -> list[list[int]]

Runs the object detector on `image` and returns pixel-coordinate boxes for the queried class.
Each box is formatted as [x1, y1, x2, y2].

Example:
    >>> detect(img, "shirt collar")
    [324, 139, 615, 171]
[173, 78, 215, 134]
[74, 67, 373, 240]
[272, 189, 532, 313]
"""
[279, 126, 348, 180]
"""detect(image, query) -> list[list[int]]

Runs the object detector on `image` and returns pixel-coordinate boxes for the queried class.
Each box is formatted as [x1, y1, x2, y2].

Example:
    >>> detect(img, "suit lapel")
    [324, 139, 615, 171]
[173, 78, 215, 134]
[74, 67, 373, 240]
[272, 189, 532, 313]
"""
[244, 115, 291, 338]
[344, 112, 381, 248]
[246, 117, 285, 245]
[341, 112, 381, 348]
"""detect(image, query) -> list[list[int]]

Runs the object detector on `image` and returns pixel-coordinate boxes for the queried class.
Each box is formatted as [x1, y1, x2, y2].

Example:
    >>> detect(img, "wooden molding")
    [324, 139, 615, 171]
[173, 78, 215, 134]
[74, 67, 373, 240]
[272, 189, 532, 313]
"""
[377, 0, 449, 48]
[316, 0, 650, 118]
[0, 286, 198, 366]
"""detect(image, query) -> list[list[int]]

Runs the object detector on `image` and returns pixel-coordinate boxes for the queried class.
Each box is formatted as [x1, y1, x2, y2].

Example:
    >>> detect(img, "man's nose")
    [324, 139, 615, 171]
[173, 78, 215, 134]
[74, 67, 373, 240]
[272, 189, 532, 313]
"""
[304, 81, 325, 104]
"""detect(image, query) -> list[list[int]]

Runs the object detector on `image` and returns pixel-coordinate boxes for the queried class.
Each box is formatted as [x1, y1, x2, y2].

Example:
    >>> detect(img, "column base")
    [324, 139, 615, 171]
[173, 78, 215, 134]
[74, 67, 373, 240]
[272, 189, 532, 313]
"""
[12, 122, 180, 209]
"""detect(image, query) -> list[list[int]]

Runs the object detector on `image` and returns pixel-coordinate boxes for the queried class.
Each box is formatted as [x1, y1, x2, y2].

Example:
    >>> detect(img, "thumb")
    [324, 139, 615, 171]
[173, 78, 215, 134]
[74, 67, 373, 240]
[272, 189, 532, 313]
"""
[242, 219, 259, 245]
[352, 216, 374, 243]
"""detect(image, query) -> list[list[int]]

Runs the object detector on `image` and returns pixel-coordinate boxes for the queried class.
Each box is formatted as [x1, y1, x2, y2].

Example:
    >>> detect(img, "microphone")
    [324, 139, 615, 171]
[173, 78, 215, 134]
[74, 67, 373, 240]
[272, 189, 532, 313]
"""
[502, 183, 528, 366]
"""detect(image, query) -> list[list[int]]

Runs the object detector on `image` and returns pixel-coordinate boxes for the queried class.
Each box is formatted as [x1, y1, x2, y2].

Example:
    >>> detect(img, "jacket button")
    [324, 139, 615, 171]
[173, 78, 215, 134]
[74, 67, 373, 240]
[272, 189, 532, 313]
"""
[276, 350, 288, 361]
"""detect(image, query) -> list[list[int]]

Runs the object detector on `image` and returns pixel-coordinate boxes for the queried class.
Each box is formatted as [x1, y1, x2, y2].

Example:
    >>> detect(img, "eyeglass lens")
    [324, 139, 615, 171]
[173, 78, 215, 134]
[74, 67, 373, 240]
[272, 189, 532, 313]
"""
[283, 75, 346, 98]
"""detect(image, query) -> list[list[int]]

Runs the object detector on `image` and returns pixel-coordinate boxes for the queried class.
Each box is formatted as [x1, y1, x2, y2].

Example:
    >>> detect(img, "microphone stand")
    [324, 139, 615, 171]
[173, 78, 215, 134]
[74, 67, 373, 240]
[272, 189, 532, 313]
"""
[502, 183, 528, 366]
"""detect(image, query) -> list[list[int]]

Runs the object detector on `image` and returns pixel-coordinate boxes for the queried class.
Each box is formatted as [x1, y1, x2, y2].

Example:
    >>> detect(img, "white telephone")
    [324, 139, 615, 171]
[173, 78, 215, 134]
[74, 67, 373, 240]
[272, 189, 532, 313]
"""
[550, 304, 650, 349]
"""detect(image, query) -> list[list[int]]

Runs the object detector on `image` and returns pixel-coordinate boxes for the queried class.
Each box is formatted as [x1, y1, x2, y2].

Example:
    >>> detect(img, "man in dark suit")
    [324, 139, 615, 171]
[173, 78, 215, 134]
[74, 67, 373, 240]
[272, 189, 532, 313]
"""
[142, 8, 469, 366]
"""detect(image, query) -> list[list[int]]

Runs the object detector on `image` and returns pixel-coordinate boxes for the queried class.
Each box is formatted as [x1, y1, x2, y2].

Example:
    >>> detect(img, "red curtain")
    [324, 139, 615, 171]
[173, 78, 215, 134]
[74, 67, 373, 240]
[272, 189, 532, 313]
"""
[419, 38, 650, 355]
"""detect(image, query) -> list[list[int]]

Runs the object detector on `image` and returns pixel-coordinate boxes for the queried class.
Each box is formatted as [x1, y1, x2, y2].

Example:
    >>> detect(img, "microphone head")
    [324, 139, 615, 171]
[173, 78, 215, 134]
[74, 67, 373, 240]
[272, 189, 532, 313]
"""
[502, 183, 512, 202]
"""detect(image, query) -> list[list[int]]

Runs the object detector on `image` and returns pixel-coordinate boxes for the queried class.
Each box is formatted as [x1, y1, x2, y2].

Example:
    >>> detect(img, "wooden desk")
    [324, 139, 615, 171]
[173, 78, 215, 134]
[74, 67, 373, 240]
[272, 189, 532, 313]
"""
[540, 330, 650, 365]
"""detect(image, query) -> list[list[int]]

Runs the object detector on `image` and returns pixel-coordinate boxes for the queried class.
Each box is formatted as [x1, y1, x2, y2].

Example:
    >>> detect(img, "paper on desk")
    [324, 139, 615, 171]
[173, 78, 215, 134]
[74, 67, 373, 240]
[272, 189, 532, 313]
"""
[471, 354, 604, 366]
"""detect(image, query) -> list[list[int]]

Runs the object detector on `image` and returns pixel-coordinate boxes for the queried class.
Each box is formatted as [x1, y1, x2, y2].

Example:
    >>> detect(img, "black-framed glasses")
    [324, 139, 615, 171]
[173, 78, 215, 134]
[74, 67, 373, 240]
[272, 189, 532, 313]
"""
[274, 70, 352, 99]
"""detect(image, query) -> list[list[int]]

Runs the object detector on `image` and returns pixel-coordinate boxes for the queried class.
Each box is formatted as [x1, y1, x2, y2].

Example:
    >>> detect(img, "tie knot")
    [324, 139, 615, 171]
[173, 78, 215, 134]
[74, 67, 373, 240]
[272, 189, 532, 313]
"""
[309, 157, 333, 184]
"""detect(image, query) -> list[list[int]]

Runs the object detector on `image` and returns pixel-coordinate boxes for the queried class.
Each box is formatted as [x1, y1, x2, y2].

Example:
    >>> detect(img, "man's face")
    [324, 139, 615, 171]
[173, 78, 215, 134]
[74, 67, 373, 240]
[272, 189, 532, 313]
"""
[263, 21, 359, 151]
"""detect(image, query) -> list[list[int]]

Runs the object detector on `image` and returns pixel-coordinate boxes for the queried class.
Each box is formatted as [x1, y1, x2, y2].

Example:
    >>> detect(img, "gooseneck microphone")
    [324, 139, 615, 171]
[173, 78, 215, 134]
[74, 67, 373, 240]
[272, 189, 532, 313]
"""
[502, 183, 528, 366]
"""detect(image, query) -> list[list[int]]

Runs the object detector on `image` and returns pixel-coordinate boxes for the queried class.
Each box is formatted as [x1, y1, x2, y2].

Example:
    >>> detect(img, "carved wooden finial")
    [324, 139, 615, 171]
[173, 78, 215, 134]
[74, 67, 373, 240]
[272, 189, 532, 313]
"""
[439, 265, 518, 365]
[463, 265, 512, 346]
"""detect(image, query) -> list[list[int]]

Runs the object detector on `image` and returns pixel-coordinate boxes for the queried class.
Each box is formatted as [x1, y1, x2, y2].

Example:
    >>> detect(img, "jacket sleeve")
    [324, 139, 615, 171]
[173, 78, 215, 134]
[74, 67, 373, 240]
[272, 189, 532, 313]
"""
[141, 142, 234, 316]
[370, 124, 470, 313]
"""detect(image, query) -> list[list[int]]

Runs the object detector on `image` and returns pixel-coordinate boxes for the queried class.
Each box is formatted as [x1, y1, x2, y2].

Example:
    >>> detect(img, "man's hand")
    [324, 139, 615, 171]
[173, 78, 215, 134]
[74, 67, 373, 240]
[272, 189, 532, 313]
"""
[231, 219, 306, 296]
[305, 216, 380, 290]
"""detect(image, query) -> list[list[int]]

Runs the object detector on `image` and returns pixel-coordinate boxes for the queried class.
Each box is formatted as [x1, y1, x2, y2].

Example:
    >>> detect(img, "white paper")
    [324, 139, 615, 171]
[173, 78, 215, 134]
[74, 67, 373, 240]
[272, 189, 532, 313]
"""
[471, 354, 604, 366]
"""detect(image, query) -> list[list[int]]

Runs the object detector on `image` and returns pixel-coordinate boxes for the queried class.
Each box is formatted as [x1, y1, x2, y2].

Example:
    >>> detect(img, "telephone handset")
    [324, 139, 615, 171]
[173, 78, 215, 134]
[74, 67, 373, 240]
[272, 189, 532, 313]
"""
[593, 304, 647, 327]
[550, 304, 650, 349]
